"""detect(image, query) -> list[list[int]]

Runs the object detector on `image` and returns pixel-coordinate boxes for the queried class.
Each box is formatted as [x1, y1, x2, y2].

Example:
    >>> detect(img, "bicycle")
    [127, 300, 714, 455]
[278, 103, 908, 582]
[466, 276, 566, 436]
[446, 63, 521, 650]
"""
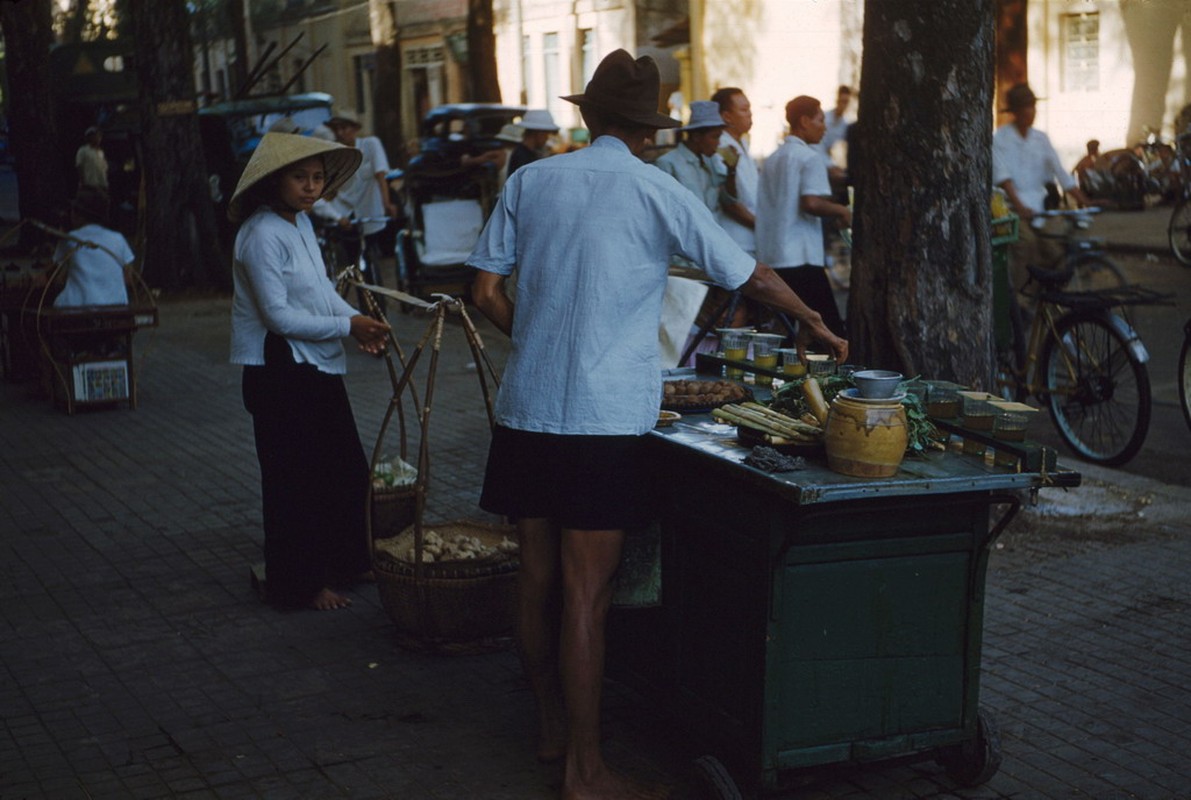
[1167, 132, 1191, 266]
[317, 215, 393, 313]
[1023, 207, 1127, 295]
[996, 254, 1172, 466]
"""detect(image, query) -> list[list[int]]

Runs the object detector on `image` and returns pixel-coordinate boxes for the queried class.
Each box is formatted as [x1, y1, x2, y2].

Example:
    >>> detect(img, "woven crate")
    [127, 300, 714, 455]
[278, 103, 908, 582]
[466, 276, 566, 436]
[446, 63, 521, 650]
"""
[373, 519, 518, 644]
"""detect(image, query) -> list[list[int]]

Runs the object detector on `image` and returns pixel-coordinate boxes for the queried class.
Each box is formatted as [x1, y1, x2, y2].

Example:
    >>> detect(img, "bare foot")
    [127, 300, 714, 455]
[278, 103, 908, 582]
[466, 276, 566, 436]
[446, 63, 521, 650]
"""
[309, 588, 352, 610]
[562, 766, 669, 800]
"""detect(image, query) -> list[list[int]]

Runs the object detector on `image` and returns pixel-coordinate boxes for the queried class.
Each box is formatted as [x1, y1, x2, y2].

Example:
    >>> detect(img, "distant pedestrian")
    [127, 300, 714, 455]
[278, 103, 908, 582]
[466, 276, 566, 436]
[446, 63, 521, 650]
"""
[755, 95, 852, 338]
[228, 133, 390, 611]
[653, 100, 725, 214]
[507, 109, 560, 177]
[711, 87, 758, 256]
[75, 127, 109, 194]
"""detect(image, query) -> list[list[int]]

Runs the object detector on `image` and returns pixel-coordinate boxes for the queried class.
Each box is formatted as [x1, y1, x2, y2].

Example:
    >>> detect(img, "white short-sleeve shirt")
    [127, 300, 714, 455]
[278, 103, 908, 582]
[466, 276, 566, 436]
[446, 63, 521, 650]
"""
[755, 135, 830, 269]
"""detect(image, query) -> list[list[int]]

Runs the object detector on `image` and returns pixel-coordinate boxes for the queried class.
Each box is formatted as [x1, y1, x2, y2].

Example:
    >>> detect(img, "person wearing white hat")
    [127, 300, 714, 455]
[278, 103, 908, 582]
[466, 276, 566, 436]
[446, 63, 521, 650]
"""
[229, 133, 390, 612]
[461, 122, 524, 190]
[507, 109, 560, 177]
[652, 100, 726, 215]
[315, 110, 397, 286]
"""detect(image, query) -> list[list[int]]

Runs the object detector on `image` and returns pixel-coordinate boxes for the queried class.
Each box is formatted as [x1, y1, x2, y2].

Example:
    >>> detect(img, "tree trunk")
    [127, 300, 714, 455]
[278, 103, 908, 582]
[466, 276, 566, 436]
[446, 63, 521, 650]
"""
[369, 0, 405, 165]
[0, 0, 71, 239]
[467, 0, 501, 102]
[848, 0, 995, 389]
[129, 0, 227, 290]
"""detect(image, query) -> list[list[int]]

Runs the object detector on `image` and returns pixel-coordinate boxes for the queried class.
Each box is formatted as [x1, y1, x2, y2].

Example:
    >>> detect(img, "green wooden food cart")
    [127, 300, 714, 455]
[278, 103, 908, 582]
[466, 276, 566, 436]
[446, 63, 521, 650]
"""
[608, 409, 1079, 798]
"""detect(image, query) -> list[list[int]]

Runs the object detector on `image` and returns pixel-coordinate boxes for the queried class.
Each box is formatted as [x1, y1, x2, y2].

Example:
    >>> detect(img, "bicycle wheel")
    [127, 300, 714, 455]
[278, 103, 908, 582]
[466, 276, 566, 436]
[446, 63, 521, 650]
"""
[1180, 320, 1191, 433]
[1041, 311, 1151, 466]
[1064, 254, 1127, 294]
[1169, 198, 1191, 266]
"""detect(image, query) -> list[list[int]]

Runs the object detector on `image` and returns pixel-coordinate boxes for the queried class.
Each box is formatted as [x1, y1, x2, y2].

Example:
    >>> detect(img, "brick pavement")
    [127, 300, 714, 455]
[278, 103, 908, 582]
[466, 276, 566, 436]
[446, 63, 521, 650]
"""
[2, 295, 1190, 799]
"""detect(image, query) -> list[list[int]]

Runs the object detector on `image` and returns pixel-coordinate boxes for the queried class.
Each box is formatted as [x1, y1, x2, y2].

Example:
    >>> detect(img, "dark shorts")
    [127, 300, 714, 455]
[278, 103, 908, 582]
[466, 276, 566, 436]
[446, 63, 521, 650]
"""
[480, 426, 655, 530]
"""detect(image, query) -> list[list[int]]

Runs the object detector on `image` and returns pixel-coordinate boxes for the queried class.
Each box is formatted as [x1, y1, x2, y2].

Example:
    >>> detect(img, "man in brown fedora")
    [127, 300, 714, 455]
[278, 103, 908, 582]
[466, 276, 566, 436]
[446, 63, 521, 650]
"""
[469, 49, 846, 800]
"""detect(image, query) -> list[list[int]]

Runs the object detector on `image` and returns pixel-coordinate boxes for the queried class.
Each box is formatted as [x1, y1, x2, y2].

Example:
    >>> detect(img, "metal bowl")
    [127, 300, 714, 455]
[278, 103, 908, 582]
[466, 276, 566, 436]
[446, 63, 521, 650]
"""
[851, 369, 904, 399]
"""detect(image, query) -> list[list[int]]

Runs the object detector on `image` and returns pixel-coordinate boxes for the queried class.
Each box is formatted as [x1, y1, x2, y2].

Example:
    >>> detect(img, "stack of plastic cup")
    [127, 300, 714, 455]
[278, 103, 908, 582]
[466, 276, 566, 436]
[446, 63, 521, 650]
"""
[961, 396, 994, 456]
[993, 411, 1030, 467]
[749, 333, 784, 386]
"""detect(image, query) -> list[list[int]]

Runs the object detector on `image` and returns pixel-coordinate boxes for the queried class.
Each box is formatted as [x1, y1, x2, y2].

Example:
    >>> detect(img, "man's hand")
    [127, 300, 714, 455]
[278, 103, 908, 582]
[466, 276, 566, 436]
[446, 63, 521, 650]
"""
[795, 319, 849, 365]
[349, 315, 390, 354]
[337, 217, 353, 229]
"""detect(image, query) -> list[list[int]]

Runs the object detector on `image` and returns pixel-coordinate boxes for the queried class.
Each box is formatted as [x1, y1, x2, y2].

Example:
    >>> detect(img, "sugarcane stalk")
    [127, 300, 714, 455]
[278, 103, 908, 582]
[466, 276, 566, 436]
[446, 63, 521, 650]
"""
[740, 401, 824, 434]
[713, 405, 818, 440]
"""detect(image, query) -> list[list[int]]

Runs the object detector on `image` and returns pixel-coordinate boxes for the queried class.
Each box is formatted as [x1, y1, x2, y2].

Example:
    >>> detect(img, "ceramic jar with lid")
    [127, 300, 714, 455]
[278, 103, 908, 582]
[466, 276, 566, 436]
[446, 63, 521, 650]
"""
[823, 392, 909, 478]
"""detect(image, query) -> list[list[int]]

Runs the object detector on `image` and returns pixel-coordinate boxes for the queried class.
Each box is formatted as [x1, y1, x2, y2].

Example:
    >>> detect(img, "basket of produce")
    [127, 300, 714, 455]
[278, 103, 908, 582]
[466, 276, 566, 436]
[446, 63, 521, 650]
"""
[366, 297, 515, 647]
[373, 519, 519, 643]
[661, 378, 752, 412]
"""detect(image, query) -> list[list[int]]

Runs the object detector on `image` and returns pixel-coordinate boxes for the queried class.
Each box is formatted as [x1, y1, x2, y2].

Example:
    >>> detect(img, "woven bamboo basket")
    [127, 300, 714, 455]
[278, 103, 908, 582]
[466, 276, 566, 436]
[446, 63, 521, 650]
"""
[363, 296, 513, 648]
[373, 519, 518, 643]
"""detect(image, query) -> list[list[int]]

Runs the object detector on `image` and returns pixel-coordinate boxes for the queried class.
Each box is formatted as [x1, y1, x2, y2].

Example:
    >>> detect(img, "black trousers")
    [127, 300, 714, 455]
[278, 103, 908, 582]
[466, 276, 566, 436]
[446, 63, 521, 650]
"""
[242, 333, 370, 606]
[774, 265, 847, 339]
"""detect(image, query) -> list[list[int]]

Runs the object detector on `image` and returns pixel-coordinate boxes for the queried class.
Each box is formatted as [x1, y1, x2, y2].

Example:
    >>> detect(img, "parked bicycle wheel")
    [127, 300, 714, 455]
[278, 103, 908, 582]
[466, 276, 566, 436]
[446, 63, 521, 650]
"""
[1065, 254, 1127, 294]
[1180, 319, 1191, 434]
[1042, 311, 1151, 466]
[1169, 198, 1191, 267]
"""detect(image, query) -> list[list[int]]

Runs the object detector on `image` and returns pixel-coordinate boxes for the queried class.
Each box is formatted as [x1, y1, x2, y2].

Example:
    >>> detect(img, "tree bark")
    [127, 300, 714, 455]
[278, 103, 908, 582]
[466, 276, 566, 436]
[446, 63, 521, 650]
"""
[848, 0, 995, 389]
[129, 0, 227, 289]
[0, 0, 71, 238]
[369, 0, 405, 165]
[466, 0, 501, 102]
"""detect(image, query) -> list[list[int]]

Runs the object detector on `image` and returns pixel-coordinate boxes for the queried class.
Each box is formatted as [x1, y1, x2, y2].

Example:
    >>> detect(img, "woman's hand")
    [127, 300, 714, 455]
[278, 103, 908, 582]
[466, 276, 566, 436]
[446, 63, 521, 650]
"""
[349, 315, 390, 354]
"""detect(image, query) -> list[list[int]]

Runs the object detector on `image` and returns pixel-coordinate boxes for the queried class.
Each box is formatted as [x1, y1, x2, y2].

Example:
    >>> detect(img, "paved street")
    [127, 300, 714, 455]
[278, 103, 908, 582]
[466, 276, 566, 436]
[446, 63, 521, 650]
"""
[3, 256, 1190, 798]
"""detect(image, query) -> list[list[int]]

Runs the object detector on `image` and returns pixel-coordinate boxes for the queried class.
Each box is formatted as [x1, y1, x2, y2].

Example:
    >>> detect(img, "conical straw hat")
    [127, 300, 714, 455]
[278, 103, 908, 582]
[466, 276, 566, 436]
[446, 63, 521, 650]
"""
[228, 132, 363, 223]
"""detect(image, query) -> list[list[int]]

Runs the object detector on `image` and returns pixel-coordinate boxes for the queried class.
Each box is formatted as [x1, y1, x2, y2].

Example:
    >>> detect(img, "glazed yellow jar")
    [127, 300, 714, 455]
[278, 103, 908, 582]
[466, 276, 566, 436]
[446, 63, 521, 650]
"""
[824, 393, 909, 478]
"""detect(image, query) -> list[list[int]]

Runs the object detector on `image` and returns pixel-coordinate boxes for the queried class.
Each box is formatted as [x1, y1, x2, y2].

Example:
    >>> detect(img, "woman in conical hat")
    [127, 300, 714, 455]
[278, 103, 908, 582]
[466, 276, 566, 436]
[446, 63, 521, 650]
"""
[229, 133, 390, 611]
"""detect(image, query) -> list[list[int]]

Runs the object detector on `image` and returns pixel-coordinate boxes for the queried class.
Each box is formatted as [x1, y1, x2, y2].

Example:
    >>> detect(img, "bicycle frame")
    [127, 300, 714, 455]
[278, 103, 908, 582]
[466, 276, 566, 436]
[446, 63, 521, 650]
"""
[1000, 287, 1151, 404]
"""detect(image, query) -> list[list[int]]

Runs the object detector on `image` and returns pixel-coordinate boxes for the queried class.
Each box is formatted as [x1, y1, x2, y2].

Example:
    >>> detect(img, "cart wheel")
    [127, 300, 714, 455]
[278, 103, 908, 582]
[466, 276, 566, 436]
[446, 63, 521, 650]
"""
[692, 755, 744, 800]
[937, 707, 1003, 787]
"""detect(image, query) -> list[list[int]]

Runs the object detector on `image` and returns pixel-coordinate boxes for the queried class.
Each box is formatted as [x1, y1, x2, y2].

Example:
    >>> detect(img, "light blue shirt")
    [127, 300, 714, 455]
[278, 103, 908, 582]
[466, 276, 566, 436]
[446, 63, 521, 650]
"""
[755, 135, 831, 269]
[230, 207, 359, 374]
[653, 142, 721, 214]
[468, 135, 756, 435]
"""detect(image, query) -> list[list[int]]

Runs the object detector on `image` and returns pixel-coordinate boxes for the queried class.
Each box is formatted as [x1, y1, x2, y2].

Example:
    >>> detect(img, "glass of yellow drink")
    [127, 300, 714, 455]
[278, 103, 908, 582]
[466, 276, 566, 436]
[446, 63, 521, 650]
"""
[777, 348, 807, 377]
[717, 328, 752, 380]
[749, 333, 784, 387]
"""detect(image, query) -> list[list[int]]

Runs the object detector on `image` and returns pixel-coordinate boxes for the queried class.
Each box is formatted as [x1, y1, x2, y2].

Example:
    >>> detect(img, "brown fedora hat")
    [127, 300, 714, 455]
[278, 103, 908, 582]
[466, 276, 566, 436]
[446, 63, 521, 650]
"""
[1002, 83, 1042, 112]
[562, 49, 679, 129]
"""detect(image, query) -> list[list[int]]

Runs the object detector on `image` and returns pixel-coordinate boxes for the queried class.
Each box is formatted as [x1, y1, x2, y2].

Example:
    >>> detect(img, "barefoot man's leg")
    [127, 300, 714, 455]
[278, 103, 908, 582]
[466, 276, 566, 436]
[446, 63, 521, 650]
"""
[559, 528, 664, 800]
[516, 518, 566, 762]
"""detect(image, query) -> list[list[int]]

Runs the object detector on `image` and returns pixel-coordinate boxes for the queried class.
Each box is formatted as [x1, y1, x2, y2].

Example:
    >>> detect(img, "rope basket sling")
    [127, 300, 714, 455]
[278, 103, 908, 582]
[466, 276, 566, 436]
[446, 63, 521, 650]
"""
[360, 288, 515, 647]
